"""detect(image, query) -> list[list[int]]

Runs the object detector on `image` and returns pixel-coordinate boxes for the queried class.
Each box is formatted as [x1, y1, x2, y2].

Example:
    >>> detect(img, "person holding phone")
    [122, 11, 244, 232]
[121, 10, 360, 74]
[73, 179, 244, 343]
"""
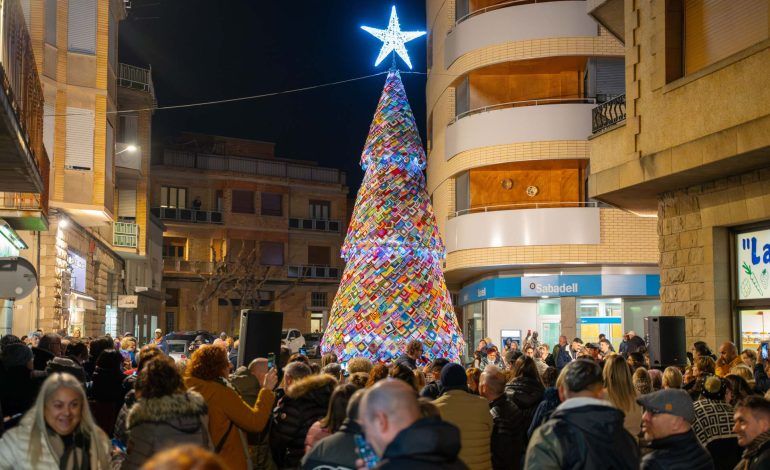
[754, 344, 770, 394]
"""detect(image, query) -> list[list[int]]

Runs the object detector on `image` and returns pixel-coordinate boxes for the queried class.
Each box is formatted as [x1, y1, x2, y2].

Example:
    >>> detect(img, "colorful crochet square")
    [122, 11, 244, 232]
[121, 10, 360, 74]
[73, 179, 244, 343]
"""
[321, 69, 464, 364]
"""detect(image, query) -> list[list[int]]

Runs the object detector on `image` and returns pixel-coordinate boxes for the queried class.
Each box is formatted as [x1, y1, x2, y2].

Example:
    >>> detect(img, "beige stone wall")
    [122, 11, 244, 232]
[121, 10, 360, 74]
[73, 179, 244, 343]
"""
[658, 167, 770, 348]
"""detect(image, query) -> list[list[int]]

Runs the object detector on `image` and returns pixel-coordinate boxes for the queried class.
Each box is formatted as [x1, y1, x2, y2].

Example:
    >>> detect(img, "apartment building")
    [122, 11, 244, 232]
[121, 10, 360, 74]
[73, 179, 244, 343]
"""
[152, 133, 348, 335]
[588, 0, 770, 349]
[426, 0, 660, 354]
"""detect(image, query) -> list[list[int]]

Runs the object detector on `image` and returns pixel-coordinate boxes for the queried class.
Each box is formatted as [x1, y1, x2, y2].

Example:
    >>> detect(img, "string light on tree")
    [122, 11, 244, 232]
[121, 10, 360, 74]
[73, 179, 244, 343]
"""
[361, 6, 426, 69]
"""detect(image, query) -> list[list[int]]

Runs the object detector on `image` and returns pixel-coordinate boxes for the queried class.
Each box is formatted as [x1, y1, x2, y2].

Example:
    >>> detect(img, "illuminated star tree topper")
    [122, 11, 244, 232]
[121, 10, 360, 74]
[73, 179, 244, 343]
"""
[361, 6, 426, 69]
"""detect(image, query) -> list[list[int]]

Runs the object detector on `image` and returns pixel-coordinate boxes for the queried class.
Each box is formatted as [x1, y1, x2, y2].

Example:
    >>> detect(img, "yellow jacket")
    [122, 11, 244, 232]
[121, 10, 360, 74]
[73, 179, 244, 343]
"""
[433, 389, 493, 470]
[716, 356, 743, 377]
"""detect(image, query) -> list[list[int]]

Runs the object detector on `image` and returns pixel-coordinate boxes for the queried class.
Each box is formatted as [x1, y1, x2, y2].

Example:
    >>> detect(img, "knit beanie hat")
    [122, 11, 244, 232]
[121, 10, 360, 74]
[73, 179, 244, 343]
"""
[1, 343, 33, 368]
[702, 375, 727, 401]
[440, 363, 468, 391]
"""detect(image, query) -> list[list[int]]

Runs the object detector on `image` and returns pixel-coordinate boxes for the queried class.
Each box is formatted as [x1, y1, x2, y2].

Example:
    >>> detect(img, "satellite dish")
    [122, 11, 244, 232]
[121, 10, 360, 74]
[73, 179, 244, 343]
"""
[0, 257, 38, 300]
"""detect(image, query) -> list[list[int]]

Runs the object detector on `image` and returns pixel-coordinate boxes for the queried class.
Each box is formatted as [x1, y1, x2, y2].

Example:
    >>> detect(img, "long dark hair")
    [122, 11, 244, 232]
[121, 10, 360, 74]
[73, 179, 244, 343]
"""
[319, 383, 358, 433]
[511, 356, 542, 385]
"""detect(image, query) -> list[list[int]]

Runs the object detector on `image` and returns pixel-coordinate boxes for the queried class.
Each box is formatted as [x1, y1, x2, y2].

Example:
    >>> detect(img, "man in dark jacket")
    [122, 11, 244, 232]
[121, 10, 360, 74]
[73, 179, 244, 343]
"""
[552, 336, 572, 371]
[301, 389, 366, 470]
[480, 365, 524, 470]
[419, 358, 449, 400]
[271, 362, 336, 469]
[637, 388, 713, 470]
[394, 340, 423, 371]
[82, 335, 114, 379]
[360, 378, 467, 469]
[734, 396, 770, 470]
[32, 333, 61, 371]
[525, 359, 639, 469]
[0, 342, 44, 420]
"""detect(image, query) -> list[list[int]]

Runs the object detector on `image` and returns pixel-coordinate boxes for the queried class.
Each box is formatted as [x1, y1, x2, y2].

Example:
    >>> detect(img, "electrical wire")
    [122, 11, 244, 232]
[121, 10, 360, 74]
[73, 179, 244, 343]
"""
[45, 70, 427, 117]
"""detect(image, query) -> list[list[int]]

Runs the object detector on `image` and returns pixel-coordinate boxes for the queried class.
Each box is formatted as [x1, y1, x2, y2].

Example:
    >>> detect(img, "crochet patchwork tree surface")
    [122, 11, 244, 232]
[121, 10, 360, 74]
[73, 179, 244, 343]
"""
[321, 69, 464, 364]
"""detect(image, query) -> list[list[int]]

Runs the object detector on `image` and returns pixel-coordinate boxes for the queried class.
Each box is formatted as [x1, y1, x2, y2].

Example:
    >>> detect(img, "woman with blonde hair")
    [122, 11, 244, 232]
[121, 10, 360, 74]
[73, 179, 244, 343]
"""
[603, 355, 643, 438]
[0, 372, 111, 469]
[662, 366, 683, 389]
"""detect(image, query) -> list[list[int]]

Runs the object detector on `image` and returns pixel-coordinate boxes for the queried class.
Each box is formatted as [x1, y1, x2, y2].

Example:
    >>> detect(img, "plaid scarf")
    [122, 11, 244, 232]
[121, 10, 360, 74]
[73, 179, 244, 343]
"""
[737, 430, 770, 469]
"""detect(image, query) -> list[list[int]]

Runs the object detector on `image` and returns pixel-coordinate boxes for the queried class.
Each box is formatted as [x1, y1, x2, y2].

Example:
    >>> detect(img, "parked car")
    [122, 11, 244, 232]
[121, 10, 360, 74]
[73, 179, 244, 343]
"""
[304, 333, 323, 358]
[163, 331, 216, 362]
[281, 329, 306, 354]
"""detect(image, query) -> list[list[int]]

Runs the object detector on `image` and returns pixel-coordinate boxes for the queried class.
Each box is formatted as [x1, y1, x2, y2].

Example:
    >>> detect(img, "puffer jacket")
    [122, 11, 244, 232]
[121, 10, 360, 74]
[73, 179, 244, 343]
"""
[0, 411, 111, 469]
[640, 430, 714, 470]
[505, 376, 545, 430]
[525, 397, 639, 470]
[271, 373, 337, 468]
[433, 389, 493, 470]
[376, 417, 468, 470]
[122, 391, 211, 469]
[184, 375, 275, 470]
[489, 395, 525, 470]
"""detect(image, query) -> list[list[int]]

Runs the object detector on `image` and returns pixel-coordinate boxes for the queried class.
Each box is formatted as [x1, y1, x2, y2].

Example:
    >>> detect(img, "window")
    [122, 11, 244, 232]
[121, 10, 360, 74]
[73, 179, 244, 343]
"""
[260, 242, 284, 266]
[65, 108, 94, 170]
[261, 193, 283, 216]
[45, 0, 56, 45]
[228, 239, 256, 260]
[309, 200, 330, 220]
[455, 171, 469, 214]
[232, 190, 255, 214]
[311, 292, 328, 308]
[162, 238, 186, 259]
[308, 246, 331, 266]
[215, 190, 224, 212]
[68, 0, 96, 54]
[161, 186, 187, 209]
[119, 115, 138, 145]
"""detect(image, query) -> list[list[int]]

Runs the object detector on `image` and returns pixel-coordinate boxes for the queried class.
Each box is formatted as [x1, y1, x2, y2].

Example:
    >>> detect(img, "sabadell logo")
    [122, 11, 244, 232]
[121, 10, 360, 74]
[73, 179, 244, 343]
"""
[529, 282, 578, 294]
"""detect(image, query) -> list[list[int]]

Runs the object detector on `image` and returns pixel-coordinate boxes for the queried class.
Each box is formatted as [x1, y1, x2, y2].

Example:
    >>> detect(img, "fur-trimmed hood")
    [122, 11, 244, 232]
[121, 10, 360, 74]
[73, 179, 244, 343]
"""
[285, 373, 337, 400]
[127, 391, 207, 428]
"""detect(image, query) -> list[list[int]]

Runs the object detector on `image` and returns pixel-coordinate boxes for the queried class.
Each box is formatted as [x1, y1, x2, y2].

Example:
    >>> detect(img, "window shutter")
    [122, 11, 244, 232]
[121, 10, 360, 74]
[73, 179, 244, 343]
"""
[43, 103, 54, 161]
[65, 107, 94, 170]
[232, 190, 255, 213]
[20, 0, 30, 28]
[119, 115, 138, 144]
[684, 0, 769, 75]
[45, 0, 56, 45]
[68, 0, 96, 54]
[594, 58, 625, 101]
[118, 188, 136, 218]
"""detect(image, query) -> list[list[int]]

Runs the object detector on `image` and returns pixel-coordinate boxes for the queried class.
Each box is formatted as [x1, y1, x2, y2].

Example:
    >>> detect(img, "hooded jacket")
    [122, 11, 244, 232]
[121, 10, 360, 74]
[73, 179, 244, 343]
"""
[375, 417, 468, 470]
[301, 419, 361, 470]
[122, 391, 211, 469]
[489, 394, 525, 470]
[505, 376, 545, 429]
[524, 397, 640, 470]
[271, 373, 337, 468]
[433, 389, 493, 470]
[640, 430, 714, 470]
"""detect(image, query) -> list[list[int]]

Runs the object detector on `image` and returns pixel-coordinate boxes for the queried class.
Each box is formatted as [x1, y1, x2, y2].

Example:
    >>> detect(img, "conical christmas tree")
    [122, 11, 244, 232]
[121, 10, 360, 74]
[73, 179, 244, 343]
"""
[321, 69, 464, 363]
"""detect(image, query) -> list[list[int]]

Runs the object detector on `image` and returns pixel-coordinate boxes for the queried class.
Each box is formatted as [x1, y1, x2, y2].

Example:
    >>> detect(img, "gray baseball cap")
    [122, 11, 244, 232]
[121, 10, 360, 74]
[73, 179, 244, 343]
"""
[637, 388, 694, 422]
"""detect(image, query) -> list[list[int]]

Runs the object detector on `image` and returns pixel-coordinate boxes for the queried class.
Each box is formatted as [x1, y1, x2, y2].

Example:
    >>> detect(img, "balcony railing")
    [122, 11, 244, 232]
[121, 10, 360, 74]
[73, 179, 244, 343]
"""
[449, 201, 600, 219]
[159, 149, 347, 185]
[0, 191, 43, 210]
[163, 259, 215, 274]
[288, 265, 340, 280]
[592, 94, 626, 134]
[455, 0, 569, 26]
[113, 222, 138, 248]
[151, 207, 224, 224]
[289, 218, 342, 232]
[449, 97, 596, 125]
[118, 63, 154, 95]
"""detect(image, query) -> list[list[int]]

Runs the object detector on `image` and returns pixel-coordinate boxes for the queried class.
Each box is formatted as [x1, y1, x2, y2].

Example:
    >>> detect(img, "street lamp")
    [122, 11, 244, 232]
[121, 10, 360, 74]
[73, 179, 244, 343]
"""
[116, 144, 138, 155]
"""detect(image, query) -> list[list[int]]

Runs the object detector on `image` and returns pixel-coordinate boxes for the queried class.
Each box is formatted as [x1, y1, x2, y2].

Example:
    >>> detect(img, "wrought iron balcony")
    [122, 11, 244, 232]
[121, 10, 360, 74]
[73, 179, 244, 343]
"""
[0, 191, 47, 230]
[118, 63, 154, 95]
[289, 218, 342, 232]
[151, 207, 224, 224]
[0, 0, 46, 195]
[592, 94, 626, 134]
[288, 265, 340, 280]
[113, 222, 138, 248]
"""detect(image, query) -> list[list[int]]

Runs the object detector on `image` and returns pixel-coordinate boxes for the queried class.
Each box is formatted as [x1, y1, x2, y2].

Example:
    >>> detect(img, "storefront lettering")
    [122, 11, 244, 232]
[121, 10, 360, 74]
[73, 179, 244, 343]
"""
[477, 287, 486, 298]
[738, 231, 770, 300]
[528, 282, 578, 294]
[743, 237, 770, 265]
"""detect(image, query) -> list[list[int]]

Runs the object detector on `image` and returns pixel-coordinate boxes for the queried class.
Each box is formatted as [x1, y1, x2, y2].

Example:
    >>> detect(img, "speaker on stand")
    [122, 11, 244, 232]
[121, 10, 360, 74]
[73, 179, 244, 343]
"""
[237, 310, 283, 368]
[645, 316, 687, 368]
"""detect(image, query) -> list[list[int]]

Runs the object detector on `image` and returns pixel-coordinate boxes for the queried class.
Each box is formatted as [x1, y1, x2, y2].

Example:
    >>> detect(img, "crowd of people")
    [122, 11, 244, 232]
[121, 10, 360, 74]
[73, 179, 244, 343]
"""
[2, 328, 770, 470]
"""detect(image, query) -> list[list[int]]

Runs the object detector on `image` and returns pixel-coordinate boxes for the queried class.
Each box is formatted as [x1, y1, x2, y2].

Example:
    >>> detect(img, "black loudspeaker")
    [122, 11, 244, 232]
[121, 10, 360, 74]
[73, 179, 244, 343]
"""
[645, 316, 687, 368]
[237, 310, 283, 368]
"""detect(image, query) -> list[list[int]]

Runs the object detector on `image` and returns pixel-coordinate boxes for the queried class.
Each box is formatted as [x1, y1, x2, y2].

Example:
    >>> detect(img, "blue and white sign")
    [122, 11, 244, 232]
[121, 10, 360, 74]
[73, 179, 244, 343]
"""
[67, 250, 87, 294]
[458, 274, 660, 306]
[738, 229, 770, 300]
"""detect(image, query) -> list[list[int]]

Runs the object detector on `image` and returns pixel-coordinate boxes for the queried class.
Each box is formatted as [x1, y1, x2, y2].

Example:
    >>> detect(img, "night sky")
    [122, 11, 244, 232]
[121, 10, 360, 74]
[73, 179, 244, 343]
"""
[119, 1, 428, 191]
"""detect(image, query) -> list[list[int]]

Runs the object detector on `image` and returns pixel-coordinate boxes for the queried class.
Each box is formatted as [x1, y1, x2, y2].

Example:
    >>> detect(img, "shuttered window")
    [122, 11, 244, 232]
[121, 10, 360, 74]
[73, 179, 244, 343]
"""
[308, 246, 331, 266]
[594, 58, 625, 101]
[20, 0, 30, 27]
[118, 188, 136, 218]
[260, 242, 284, 266]
[119, 115, 138, 144]
[261, 193, 282, 216]
[684, 0, 769, 75]
[232, 190, 255, 214]
[43, 103, 54, 161]
[65, 107, 94, 170]
[68, 0, 96, 54]
[45, 0, 56, 45]
[455, 77, 470, 116]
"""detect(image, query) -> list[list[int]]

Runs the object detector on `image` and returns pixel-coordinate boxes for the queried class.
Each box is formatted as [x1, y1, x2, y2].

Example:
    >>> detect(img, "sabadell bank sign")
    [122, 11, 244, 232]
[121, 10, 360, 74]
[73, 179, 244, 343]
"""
[527, 281, 579, 295]
[737, 228, 770, 300]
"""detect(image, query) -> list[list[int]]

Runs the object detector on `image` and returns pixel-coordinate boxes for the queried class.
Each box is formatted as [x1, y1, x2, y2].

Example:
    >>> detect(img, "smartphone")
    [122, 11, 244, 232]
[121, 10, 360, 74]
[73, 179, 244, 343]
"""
[762, 342, 769, 361]
[111, 438, 127, 453]
[267, 352, 276, 369]
[354, 434, 379, 468]
[299, 347, 307, 356]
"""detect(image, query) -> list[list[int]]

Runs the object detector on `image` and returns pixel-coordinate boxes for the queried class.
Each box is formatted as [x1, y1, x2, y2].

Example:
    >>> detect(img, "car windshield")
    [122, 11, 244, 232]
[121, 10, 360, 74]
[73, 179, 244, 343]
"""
[168, 343, 186, 353]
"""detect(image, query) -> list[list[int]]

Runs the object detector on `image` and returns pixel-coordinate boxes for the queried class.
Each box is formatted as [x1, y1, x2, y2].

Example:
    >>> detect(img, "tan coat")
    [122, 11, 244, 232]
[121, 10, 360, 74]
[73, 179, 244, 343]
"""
[184, 376, 275, 470]
[433, 389, 493, 470]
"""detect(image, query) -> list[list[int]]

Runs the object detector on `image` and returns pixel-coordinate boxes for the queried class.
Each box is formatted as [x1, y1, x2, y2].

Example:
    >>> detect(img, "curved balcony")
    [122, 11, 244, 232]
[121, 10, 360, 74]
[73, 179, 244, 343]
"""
[445, 1, 597, 67]
[445, 100, 595, 159]
[445, 203, 600, 253]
